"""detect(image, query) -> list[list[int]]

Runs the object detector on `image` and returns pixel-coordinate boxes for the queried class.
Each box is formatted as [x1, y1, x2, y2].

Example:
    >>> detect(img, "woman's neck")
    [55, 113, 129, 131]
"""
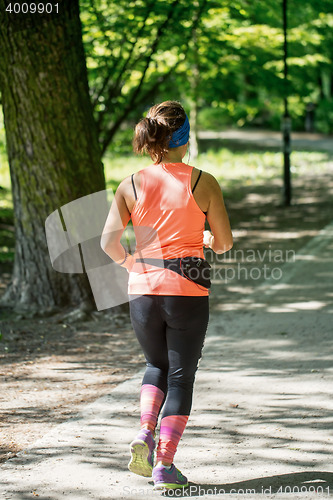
[160, 143, 187, 163]
[162, 151, 183, 163]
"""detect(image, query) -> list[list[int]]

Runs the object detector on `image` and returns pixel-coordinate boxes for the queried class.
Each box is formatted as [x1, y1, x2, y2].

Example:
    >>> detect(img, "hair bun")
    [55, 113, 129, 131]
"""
[148, 116, 162, 129]
[133, 101, 186, 163]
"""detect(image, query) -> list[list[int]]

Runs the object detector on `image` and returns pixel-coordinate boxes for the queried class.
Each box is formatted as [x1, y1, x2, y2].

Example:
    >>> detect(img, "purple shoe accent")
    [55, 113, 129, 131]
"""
[152, 463, 189, 490]
[128, 429, 155, 477]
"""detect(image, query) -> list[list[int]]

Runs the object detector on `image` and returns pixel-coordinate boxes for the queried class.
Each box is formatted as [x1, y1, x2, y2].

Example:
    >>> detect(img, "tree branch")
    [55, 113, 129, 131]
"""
[91, 0, 157, 111]
[100, 58, 183, 155]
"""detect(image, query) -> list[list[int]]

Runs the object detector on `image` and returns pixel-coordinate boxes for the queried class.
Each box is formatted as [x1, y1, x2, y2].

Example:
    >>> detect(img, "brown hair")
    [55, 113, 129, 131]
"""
[133, 101, 186, 163]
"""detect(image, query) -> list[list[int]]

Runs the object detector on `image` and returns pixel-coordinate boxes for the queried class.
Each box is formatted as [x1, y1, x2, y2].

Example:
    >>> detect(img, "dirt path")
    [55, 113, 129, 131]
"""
[1, 169, 332, 464]
[198, 129, 333, 152]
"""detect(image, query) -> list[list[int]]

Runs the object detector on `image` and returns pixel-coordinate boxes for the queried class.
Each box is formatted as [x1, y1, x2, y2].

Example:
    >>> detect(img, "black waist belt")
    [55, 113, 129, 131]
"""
[136, 256, 211, 289]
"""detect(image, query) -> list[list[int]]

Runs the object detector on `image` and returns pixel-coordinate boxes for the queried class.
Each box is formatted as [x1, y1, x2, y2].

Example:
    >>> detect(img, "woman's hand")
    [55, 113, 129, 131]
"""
[123, 253, 135, 273]
[201, 174, 233, 254]
[203, 230, 214, 248]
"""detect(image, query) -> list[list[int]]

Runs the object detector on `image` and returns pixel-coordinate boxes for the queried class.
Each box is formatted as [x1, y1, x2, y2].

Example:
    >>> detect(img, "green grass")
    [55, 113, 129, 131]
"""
[196, 149, 332, 187]
[103, 153, 150, 187]
[103, 149, 333, 191]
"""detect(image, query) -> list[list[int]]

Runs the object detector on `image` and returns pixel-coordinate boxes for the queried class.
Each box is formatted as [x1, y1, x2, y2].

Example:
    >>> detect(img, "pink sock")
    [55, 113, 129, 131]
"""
[156, 415, 189, 464]
[140, 384, 165, 432]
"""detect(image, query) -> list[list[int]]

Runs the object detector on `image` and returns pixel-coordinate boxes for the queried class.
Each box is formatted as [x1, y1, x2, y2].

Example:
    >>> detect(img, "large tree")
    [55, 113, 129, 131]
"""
[0, 0, 105, 311]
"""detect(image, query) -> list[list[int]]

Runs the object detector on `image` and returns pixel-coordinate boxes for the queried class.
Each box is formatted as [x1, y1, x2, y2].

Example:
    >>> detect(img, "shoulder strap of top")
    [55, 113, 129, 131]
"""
[192, 169, 202, 194]
[131, 173, 137, 201]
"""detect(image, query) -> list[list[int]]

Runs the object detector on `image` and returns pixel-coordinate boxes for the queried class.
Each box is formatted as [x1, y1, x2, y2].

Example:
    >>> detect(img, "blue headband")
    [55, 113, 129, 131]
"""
[168, 114, 190, 148]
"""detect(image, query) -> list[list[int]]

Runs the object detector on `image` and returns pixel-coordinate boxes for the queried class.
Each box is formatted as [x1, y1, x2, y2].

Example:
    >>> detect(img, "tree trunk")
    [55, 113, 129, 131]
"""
[0, 0, 105, 312]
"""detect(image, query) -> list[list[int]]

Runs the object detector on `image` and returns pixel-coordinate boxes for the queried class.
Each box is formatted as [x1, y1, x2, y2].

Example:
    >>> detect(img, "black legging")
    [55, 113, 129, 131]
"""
[129, 295, 209, 418]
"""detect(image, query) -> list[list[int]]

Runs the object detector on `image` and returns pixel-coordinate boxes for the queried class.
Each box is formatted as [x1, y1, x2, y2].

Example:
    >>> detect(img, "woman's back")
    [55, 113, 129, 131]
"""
[131, 162, 205, 259]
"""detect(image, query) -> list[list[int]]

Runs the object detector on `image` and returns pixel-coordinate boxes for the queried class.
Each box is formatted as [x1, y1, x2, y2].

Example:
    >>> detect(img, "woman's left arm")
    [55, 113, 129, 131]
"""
[100, 179, 135, 271]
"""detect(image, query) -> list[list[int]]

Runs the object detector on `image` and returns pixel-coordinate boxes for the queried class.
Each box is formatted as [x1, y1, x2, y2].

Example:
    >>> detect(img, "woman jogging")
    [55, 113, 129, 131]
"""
[101, 101, 233, 490]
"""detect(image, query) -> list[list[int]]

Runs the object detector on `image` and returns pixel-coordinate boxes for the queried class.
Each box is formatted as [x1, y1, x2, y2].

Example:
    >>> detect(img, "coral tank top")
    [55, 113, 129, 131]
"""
[128, 163, 209, 296]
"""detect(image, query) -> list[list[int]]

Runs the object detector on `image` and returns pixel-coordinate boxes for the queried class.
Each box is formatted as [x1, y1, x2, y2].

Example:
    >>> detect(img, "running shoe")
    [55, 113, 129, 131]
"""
[152, 463, 189, 490]
[128, 429, 155, 477]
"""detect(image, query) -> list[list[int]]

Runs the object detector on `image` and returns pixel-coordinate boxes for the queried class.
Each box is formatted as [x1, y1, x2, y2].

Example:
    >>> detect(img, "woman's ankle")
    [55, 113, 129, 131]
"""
[141, 424, 155, 437]
[156, 460, 172, 468]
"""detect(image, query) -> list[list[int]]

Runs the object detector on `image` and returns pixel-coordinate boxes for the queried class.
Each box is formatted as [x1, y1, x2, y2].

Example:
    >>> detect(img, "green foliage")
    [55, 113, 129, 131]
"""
[0, 117, 7, 159]
[198, 107, 232, 130]
[197, 97, 311, 132]
[198, 100, 275, 130]
[105, 127, 134, 156]
[0, 109, 10, 190]
[80, 0, 208, 153]
[78, 0, 333, 148]
[0, 189, 14, 264]
[316, 99, 333, 134]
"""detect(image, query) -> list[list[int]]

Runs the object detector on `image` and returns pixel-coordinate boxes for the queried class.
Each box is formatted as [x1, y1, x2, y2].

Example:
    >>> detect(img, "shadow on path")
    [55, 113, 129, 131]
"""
[159, 471, 333, 496]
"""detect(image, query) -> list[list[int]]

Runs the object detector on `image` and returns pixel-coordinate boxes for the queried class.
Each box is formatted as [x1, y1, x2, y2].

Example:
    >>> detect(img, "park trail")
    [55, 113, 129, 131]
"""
[198, 129, 333, 152]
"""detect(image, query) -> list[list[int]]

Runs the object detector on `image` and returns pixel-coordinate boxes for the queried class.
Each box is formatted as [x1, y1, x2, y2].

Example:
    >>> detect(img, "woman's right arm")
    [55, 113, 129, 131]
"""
[204, 173, 233, 254]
